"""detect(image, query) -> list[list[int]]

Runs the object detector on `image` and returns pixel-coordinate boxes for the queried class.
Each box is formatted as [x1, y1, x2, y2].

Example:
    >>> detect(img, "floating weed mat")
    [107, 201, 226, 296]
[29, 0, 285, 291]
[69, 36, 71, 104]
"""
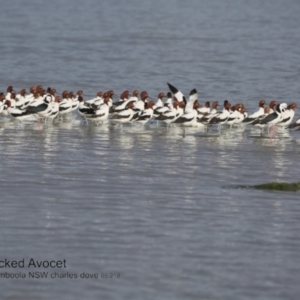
[230, 182, 300, 192]
[253, 182, 300, 192]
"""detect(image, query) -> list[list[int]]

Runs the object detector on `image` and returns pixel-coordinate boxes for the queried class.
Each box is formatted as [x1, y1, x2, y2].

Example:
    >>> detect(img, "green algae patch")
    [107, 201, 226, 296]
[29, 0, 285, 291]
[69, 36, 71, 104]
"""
[253, 182, 300, 192]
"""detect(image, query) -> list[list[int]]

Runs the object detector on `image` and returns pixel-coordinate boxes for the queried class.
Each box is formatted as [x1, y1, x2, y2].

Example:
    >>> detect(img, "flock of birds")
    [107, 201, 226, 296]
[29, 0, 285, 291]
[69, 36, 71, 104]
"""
[0, 83, 299, 134]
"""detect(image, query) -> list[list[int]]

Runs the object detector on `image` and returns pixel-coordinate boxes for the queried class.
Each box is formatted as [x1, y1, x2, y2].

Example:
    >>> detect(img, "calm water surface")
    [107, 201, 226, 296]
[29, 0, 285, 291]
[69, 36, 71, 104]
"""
[0, 0, 300, 299]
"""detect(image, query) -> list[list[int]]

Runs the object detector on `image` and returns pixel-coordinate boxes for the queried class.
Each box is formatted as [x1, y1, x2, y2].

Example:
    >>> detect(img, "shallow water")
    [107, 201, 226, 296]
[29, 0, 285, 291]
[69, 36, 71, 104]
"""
[1, 0, 300, 299]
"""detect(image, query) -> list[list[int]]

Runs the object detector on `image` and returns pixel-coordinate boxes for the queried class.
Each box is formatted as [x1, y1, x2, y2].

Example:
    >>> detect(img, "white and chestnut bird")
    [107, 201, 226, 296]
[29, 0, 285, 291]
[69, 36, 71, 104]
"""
[155, 101, 181, 126]
[116, 90, 131, 104]
[175, 99, 200, 127]
[257, 103, 287, 125]
[153, 92, 165, 118]
[133, 91, 149, 112]
[209, 101, 231, 128]
[131, 91, 149, 121]
[234, 107, 247, 124]
[154, 92, 173, 117]
[184, 88, 198, 114]
[59, 91, 76, 118]
[268, 100, 277, 113]
[154, 92, 165, 108]
[277, 103, 297, 127]
[198, 101, 219, 124]
[71, 90, 83, 111]
[226, 104, 244, 128]
[110, 90, 132, 113]
[78, 96, 96, 119]
[128, 90, 139, 102]
[251, 107, 271, 130]
[243, 99, 266, 124]
[26, 91, 51, 117]
[0, 92, 10, 115]
[5, 85, 14, 100]
[84, 95, 111, 123]
[253, 103, 287, 133]
[165, 92, 173, 106]
[45, 96, 61, 122]
[5, 100, 36, 122]
[15, 89, 28, 109]
[197, 101, 210, 115]
[167, 83, 186, 104]
[85, 91, 103, 106]
[23, 86, 36, 107]
[288, 116, 300, 130]
[5, 92, 17, 108]
[135, 100, 155, 126]
[111, 100, 136, 124]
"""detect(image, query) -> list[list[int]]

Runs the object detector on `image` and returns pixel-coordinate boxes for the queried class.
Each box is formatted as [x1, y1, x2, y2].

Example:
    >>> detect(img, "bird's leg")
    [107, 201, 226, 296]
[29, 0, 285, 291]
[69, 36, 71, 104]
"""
[19, 119, 24, 128]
